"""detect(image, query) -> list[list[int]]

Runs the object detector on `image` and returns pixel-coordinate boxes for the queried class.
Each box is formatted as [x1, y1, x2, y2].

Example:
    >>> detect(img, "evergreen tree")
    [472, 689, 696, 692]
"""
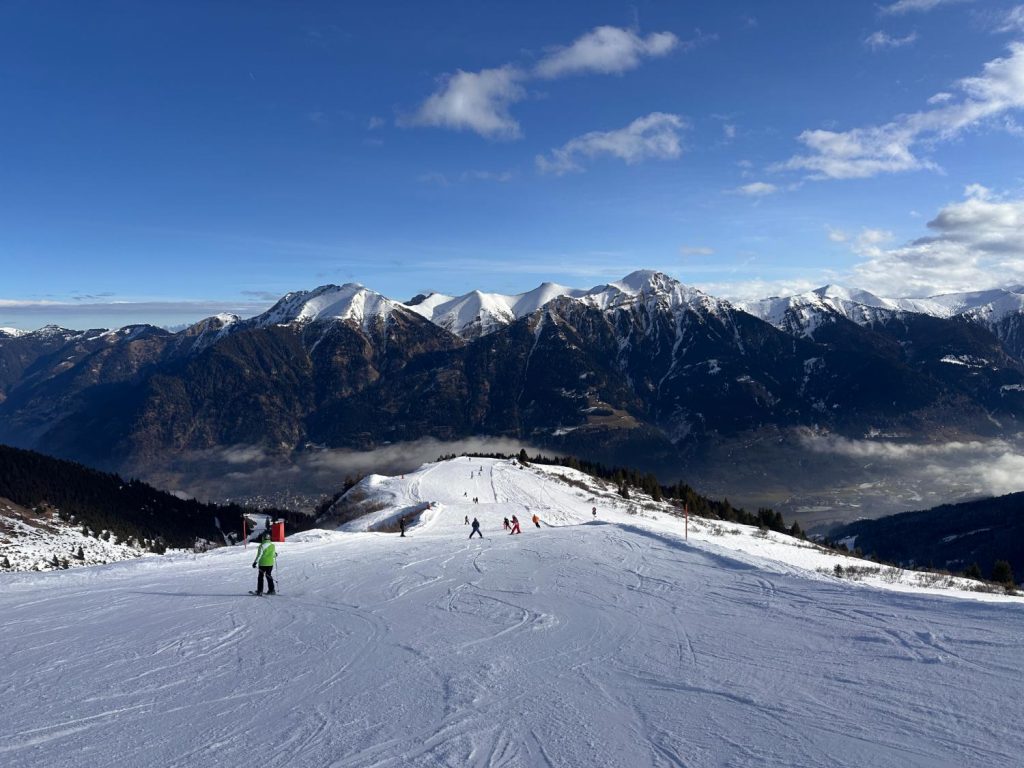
[964, 563, 982, 580]
[992, 560, 1015, 585]
[75, 546, 85, 560]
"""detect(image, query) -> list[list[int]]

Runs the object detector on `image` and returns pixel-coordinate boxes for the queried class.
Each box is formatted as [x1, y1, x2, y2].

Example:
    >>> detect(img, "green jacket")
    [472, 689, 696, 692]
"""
[254, 540, 276, 567]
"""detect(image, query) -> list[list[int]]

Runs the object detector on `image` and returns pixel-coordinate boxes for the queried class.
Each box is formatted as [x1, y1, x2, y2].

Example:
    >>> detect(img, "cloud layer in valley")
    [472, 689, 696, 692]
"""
[798, 430, 1024, 500]
[160, 438, 546, 507]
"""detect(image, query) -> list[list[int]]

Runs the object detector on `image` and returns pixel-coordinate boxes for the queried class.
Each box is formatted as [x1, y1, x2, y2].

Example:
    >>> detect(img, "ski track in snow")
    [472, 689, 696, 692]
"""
[3, 457, 1024, 767]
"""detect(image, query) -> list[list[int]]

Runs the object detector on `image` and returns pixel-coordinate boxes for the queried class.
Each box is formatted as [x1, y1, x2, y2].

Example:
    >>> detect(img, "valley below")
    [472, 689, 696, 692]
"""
[135, 429, 1024, 537]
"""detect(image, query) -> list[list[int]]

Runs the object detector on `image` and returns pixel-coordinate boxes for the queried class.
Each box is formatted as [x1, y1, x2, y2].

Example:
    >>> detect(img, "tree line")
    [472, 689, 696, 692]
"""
[0, 444, 312, 550]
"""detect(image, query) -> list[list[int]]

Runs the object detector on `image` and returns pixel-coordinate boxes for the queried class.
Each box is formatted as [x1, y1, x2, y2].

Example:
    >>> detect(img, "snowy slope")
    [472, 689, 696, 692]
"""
[406, 281, 595, 338]
[739, 286, 903, 337]
[2, 457, 1023, 768]
[0, 499, 154, 571]
[251, 283, 409, 331]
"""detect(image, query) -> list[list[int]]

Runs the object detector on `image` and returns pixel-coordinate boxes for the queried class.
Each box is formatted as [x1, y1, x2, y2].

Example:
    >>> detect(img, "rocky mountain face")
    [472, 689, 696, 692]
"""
[2, 272, 1023, 479]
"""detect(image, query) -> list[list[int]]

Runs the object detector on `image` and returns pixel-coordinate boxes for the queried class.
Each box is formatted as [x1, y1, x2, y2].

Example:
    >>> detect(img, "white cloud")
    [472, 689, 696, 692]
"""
[536, 112, 687, 175]
[535, 26, 678, 79]
[826, 226, 850, 243]
[850, 187, 1024, 295]
[881, 0, 972, 15]
[927, 91, 953, 104]
[852, 228, 895, 256]
[799, 431, 1024, 499]
[776, 43, 1024, 179]
[997, 6, 1024, 32]
[681, 245, 715, 256]
[367, 116, 386, 130]
[735, 181, 778, 196]
[410, 66, 525, 139]
[417, 172, 451, 186]
[461, 169, 515, 183]
[696, 278, 824, 303]
[723, 123, 737, 140]
[865, 30, 919, 50]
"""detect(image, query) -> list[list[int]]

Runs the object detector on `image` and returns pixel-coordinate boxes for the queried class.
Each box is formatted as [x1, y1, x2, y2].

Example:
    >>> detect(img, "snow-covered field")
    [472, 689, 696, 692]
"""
[3, 458, 1023, 767]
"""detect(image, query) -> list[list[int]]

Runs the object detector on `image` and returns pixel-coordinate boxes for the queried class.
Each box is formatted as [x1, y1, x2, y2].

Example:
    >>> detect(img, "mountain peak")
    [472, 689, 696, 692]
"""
[253, 283, 403, 330]
[612, 270, 678, 295]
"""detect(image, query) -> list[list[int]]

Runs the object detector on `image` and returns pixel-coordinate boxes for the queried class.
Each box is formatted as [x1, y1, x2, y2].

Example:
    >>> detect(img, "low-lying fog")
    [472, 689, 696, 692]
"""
[690, 429, 1024, 534]
[141, 430, 1024, 536]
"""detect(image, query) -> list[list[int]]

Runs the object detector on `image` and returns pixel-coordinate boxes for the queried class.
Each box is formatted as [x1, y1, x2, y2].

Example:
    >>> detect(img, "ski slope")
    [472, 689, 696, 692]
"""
[3, 458, 1023, 767]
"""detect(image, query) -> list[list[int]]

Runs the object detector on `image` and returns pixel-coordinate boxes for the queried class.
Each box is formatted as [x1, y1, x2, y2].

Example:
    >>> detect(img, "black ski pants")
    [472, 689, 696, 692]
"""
[257, 565, 275, 594]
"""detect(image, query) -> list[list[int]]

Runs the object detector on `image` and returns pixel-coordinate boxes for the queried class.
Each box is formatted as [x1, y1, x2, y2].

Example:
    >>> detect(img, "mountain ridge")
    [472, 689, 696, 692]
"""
[2, 271, 1023, 492]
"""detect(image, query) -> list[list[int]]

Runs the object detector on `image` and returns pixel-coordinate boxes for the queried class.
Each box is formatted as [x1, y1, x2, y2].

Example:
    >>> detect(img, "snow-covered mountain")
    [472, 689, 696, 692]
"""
[251, 283, 414, 331]
[742, 284, 1024, 336]
[2, 270, 1024, 480]
[739, 286, 904, 338]
[2, 456, 1021, 768]
[404, 270, 731, 339]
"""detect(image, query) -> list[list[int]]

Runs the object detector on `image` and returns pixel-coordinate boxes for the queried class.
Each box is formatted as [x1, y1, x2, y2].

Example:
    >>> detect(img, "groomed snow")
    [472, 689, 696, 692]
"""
[3, 457, 1023, 767]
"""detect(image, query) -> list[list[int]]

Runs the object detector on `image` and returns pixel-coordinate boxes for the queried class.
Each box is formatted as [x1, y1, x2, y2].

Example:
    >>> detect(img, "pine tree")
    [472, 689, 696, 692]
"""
[964, 563, 982, 580]
[75, 546, 85, 560]
[992, 560, 1015, 585]
[1, 556, 10, 569]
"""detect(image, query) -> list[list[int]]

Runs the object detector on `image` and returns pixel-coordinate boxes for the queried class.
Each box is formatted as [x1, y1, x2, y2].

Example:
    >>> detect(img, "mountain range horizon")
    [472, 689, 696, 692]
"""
[5, 268, 1024, 337]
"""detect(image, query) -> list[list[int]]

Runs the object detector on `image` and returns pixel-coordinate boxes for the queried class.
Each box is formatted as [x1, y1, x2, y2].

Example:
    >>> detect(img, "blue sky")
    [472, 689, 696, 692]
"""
[3, 0, 1024, 329]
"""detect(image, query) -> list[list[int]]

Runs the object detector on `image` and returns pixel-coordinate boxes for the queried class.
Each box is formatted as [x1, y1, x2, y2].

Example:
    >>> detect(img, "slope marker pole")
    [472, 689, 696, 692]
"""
[685, 504, 689, 541]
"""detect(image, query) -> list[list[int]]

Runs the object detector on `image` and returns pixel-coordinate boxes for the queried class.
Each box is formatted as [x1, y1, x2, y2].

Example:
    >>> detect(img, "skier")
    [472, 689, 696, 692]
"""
[509, 515, 521, 534]
[532, 513, 540, 528]
[399, 516, 406, 537]
[251, 532, 276, 595]
[592, 506, 597, 518]
[464, 515, 470, 525]
[503, 517, 510, 531]
[469, 517, 483, 539]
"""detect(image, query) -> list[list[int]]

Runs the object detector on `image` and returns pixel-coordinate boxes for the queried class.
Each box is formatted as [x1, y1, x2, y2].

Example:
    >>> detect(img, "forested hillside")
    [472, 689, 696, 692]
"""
[831, 492, 1024, 583]
[0, 444, 311, 549]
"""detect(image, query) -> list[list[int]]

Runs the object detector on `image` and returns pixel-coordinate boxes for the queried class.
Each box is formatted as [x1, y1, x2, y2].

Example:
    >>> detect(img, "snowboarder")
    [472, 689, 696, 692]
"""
[503, 517, 510, 531]
[532, 513, 540, 528]
[399, 516, 406, 537]
[251, 532, 276, 595]
[509, 515, 521, 534]
[469, 518, 483, 539]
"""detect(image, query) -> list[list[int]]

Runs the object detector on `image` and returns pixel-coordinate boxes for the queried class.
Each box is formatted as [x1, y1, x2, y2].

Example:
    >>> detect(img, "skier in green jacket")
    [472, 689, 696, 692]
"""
[252, 533, 276, 595]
